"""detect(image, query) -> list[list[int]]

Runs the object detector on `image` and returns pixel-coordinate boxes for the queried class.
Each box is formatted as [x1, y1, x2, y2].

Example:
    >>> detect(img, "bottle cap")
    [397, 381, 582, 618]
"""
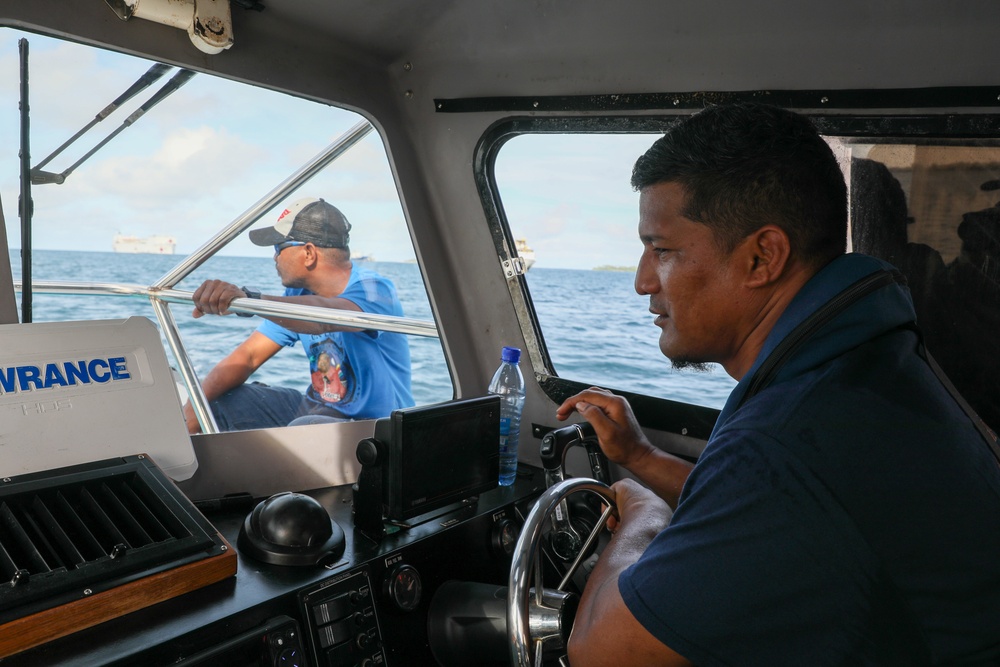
[501, 346, 521, 364]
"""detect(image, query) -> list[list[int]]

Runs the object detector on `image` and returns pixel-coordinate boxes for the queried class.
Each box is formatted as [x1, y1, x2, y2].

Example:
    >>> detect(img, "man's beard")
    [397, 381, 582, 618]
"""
[670, 359, 712, 373]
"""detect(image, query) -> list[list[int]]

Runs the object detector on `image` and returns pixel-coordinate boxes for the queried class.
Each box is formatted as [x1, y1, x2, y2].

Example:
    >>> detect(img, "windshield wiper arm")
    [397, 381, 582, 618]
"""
[31, 67, 195, 184]
[32, 62, 172, 173]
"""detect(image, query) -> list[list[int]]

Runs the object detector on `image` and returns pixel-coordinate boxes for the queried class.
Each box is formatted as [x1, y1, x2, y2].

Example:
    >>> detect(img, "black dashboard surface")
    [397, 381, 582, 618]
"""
[5, 467, 545, 667]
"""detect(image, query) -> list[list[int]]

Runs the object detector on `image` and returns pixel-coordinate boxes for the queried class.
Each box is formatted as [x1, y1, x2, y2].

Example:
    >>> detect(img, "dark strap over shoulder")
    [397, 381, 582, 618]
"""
[737, 269, 905, 410]
[737, 263, 1000, 465]
[903, 321, 1000, 466]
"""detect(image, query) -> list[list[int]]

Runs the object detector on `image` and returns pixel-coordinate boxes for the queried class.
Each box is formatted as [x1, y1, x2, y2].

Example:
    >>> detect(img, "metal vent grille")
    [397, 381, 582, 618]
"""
[0, 456, 224, 624]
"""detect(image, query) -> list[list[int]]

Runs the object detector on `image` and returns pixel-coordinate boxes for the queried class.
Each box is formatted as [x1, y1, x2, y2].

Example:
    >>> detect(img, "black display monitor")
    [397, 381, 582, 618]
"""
[377, 396, 501, 521]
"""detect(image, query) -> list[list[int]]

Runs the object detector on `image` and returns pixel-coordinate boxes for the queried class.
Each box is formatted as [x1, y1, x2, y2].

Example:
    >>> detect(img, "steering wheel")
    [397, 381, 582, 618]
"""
[508, 477, 617, 667]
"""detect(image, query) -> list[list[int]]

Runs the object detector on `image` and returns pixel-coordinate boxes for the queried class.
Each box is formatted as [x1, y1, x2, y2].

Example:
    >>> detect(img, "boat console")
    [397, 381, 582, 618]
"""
[4, 466, 544, 666]
[0, 322, 608, 666]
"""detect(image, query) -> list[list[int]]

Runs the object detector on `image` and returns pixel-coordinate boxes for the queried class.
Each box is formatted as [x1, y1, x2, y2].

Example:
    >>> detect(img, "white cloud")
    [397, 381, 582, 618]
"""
[76, 125, 266, 201]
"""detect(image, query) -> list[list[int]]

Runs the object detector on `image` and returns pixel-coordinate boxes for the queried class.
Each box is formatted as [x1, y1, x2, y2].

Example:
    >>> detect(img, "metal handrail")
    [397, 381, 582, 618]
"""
[149, 296, 219, 435]
[15, 281, 440, 337]
[15, 279, 440, 435]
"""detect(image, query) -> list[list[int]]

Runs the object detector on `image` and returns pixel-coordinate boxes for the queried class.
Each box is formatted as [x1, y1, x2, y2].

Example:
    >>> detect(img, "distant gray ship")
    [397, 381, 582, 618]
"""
[113, 234, 176, 254]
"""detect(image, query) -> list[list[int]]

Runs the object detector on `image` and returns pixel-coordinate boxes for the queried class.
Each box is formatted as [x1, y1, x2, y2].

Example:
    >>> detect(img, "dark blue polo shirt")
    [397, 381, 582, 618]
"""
[620, 253, 1000, 666]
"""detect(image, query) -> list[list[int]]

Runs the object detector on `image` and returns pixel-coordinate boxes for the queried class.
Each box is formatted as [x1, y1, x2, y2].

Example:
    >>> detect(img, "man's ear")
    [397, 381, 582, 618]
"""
[744, 225, 792, 288]
[302, 243, 320, 268]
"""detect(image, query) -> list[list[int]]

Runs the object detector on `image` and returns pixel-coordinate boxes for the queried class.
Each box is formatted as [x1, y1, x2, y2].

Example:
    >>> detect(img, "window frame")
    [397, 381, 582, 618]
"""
[474, 108, 1000, 440]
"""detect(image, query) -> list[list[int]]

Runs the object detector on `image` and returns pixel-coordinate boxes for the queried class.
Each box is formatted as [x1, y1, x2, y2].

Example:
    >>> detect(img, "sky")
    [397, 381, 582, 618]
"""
[496, 133, 659, 269]
[0, 28, 654, 269]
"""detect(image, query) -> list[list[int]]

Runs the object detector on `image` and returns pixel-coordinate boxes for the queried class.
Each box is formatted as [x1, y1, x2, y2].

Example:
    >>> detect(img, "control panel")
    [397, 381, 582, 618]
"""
[301, 570, 384, 666]
[4, 470, 544, 667]
[296, 495, 526, 666]
[257, 616, 307, 667]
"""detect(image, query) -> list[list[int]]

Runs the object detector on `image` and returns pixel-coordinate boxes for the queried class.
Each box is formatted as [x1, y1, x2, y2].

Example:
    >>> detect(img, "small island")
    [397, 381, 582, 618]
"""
[593, 265, 636, 272]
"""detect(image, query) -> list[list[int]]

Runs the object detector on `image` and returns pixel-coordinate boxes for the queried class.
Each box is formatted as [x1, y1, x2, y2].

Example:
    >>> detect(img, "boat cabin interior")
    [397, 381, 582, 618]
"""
[1, 1, 999, 665]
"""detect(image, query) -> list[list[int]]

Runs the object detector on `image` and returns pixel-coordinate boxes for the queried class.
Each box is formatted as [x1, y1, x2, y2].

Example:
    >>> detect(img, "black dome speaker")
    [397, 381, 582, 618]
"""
[238, 492, 345, 566]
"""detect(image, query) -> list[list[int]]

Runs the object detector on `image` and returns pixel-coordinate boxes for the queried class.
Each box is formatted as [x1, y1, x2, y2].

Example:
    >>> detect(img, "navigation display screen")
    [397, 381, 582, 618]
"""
[378, 396, 500, 520]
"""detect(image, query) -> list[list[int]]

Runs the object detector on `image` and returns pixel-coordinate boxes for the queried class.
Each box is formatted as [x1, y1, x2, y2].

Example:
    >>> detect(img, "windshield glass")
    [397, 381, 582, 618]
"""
[495, 133, 738, 409]
[0, 29, 454, 429]
[495, 130, 1000, 430]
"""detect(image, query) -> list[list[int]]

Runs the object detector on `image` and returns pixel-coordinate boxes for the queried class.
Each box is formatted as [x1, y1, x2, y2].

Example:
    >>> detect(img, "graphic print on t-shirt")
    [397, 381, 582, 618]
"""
[307, 338, 355, 406]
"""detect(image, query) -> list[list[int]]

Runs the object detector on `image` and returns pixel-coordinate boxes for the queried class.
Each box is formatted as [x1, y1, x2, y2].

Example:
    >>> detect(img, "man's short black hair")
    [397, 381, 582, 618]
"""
[631, 103, 847, 265]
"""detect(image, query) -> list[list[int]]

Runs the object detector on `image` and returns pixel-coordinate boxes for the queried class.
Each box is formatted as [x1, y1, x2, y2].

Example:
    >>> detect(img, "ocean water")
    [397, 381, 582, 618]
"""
[7, 250, 736, 410]
[528, 268, 736, 408]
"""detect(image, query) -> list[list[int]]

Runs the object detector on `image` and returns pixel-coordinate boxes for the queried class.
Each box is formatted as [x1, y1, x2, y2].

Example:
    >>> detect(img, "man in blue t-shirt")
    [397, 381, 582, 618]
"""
[556, 105, 1000, 665]
[182, 197, 413, 433]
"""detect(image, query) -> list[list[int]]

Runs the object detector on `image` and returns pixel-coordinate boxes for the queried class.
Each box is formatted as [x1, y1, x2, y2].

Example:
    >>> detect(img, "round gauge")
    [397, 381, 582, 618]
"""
[384, 563, 422, 612]
[491, 519, 520, 557]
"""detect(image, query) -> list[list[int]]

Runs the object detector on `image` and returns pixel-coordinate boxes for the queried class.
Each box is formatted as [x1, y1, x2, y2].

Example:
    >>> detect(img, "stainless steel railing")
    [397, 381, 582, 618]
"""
[18, 281, 439, 337]
[15, 279, 439, 435]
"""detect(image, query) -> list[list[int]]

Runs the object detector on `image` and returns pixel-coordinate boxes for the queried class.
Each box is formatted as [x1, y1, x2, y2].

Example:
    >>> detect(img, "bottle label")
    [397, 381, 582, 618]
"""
[499, 415, 512, 453]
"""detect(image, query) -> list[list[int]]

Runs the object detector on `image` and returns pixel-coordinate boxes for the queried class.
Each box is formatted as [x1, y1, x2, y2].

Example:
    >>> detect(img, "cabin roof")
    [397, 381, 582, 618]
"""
[6, 1, 1000, 106]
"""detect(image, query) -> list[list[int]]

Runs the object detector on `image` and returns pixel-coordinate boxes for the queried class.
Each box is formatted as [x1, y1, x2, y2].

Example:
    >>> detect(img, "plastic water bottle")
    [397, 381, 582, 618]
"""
[488, 346, 526, 486]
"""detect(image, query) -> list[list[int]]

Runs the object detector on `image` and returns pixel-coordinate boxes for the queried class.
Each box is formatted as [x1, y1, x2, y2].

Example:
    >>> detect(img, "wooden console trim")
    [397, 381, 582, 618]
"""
[0, 537, 238, 659]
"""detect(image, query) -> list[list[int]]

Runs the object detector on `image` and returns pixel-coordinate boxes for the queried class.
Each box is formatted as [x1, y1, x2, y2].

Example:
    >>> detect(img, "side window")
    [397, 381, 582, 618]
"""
[0, 29, 453, 421]
[836, 140, 1000, 432]
[494, 129, 1000, 432]
[494, 133, 737, 410]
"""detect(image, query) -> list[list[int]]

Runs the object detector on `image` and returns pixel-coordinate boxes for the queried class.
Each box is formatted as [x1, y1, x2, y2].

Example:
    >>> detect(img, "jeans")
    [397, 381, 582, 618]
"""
[210, 382, 349, 431]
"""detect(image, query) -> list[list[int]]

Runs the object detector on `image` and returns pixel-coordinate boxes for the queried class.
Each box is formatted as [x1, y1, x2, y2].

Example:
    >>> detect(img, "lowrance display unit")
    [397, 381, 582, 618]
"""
[353, 396, 500, 539]
[0, 317, 197, 480]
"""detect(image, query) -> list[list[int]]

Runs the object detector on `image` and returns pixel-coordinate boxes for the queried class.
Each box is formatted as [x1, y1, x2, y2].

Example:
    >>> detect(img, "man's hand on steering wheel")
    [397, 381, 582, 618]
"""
[606, 478, 671, 536]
